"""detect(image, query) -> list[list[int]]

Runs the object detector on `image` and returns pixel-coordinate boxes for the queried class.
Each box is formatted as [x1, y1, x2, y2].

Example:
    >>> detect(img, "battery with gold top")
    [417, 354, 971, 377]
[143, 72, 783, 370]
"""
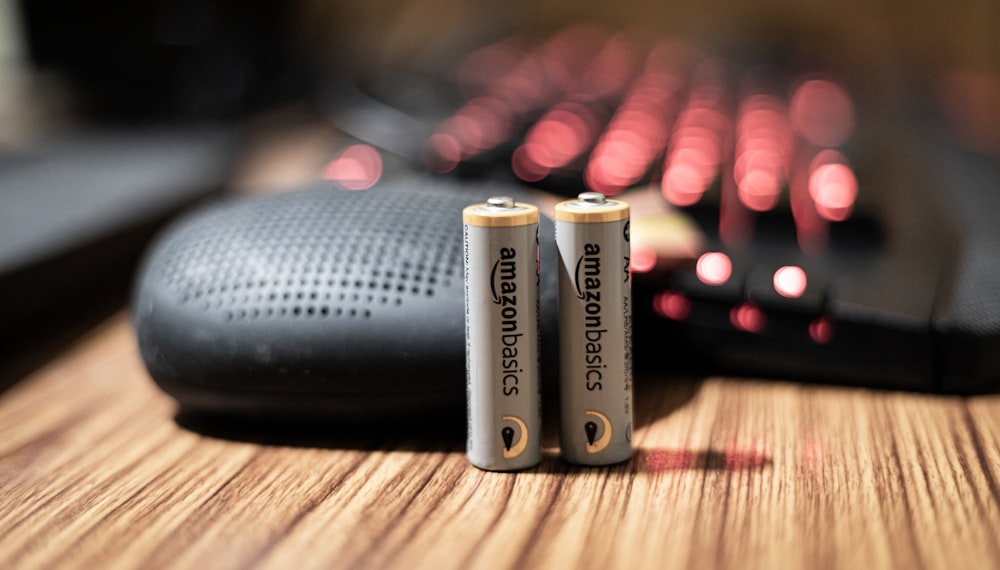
[463, 197, 542, 471]
[555, 192, 632, 465]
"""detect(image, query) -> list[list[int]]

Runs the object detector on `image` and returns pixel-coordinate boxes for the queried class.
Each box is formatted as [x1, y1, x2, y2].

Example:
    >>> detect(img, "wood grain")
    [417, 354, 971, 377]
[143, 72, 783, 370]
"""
[1, 313, 999, 569]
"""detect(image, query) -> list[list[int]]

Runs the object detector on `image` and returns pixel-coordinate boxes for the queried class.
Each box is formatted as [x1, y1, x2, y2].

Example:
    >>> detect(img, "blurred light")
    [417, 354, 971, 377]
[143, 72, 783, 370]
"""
[790, 79, 856, 147]
[583, 165, 617, 195]
[600, 129, 651, 167]
[590, 154, 637, 187]
[426, 26, 607, 169]
[630, 247, 658, 273]
[723, 446, 769, 469]
[511, 145, 549, 182]
[733, 92, 793, 213]
[730, 302, 765, 332]
[644, 449, 696, 471]
[808, 316, 834, 344]
[660, 70, 730, 205]
[671, 136, 721, 180]
[661, 163, 707, 206]
[456, 39, 524, 98]
[696, 251, 732, 285]
[515, 38, 634, 185]
[323, 144, 382, 190]
[494, 61, 547, 114]
[679, 106, 729, 134]
[788, 148, 830, 253]
[642, 447, 770, 472]
[582, 43, 686, 195]
[578, 36, 639, 99]
[588, 128, 655, 195]
[653, 290, 691, 320]
[734, 145, 784, 186]
[773, 265, 807, 298]
[737, 168, 782, 211]
[422, 133, 461, 174]
[442, 114, 484, 152]
[521, 106, 594, 169]
[718, 169, 754, 248]
[803, 439, 824, 471]
[459, 97, 512, 151]
[809, 160, 858, 222]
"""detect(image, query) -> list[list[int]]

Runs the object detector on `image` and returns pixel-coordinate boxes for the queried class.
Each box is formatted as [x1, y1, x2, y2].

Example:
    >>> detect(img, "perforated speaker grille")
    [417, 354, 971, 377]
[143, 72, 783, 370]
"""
[153, 185, 462, 323]
[133, 179, 559, 419]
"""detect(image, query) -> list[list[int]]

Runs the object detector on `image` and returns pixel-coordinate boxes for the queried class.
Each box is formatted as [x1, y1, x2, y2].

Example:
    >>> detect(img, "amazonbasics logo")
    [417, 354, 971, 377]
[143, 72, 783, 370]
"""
[574, 243, 607, 393]
[492, 247, 528, 459]
[491, 247, 523, 398]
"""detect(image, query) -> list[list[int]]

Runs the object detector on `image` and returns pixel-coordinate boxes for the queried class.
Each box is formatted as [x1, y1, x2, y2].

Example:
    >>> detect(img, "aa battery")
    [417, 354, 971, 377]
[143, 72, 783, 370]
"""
[555, 192, 632, 465]
[463, 197, 541, 471]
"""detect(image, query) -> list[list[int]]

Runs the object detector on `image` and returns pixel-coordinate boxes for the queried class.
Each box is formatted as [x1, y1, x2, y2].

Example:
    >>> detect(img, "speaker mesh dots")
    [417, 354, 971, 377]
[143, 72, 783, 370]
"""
[152, 186, 467, 323]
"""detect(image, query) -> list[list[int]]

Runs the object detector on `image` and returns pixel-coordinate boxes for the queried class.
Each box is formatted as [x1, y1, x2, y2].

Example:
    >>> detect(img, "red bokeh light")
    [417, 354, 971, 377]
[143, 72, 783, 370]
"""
[456, 38, 525, 99]
[730, 302, 765, 332]
[323, 144, 383, 190]
[458, 98, 512, 151]
[511, 145, 550, 182]
[661, 163, 708, 206]
[809, 161, 858, 222]
[695, 251, 732, 285]
[733, 93, 793, 213]
[773, 265, 808, 298]
[737, 168, 782, 212]
[660, 65, 730, 205]
[808, 316, 834, 344]
[630, 247, 658, 273]
[788, 147, 830, 253]
[521, 106, 595, 169]
[422, 133, 461, 173]
[652, 290, 692, 320]
[790, 79, 856, 147]
[581, 41, 685, 194]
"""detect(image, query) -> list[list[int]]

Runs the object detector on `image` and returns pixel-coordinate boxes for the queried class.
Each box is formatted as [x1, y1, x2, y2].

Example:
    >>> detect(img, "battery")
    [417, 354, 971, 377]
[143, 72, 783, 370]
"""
[463, 196, 542, 471]
[555, 191, 632, 465]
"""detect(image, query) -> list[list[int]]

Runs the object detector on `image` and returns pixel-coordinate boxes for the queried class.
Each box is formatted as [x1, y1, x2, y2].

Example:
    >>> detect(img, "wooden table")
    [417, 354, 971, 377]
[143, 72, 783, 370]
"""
[2, 312, 999, 569]
[3, 114, 999, 568]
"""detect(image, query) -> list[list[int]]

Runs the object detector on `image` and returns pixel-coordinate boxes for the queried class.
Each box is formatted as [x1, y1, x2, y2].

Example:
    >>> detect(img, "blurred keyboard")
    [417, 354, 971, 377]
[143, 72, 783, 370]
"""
[326, 25, 1000, 393]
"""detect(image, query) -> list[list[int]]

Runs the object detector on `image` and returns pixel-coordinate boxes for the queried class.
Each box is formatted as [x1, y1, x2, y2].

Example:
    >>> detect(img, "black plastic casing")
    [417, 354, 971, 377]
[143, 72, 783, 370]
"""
[633, 128, 1000, 394]
[133, 178, 560, 420]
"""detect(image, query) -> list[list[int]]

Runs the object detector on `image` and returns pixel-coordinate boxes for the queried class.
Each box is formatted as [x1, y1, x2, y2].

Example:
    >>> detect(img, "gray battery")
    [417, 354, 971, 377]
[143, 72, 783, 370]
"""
[464, 197, 541, 471]
[555, 192, 632, 465]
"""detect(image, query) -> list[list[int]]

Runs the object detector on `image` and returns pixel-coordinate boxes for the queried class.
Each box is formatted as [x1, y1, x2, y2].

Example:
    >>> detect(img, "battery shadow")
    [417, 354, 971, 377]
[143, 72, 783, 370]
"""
[172, 374, 703, 455]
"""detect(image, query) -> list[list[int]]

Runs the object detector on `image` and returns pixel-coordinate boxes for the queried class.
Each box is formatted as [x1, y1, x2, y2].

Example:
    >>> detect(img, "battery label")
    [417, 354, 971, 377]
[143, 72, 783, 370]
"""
[555, 192, 632, 465]
[464, 198, 541, 471]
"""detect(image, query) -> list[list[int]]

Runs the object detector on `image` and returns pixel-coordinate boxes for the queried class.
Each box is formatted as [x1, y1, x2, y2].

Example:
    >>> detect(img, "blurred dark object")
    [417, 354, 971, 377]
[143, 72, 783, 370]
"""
[0, 126, 238, 386]
[131, 177, 561, 421]
[933, 70, 1000, 156]
[19, 0, 311, 119]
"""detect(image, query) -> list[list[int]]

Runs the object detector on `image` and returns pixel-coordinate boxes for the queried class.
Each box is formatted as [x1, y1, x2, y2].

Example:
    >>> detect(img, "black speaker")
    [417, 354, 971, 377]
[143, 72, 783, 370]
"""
[133, 178, 559, 420]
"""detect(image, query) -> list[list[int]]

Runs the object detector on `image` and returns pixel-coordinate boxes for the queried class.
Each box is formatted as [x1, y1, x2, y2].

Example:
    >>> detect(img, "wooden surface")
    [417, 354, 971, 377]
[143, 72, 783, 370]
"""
[2, 313, 999, 569]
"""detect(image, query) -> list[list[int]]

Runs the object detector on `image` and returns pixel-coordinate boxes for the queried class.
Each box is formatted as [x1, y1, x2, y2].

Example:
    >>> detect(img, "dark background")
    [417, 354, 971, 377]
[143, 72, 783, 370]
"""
[8, 0, 1000, 138]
